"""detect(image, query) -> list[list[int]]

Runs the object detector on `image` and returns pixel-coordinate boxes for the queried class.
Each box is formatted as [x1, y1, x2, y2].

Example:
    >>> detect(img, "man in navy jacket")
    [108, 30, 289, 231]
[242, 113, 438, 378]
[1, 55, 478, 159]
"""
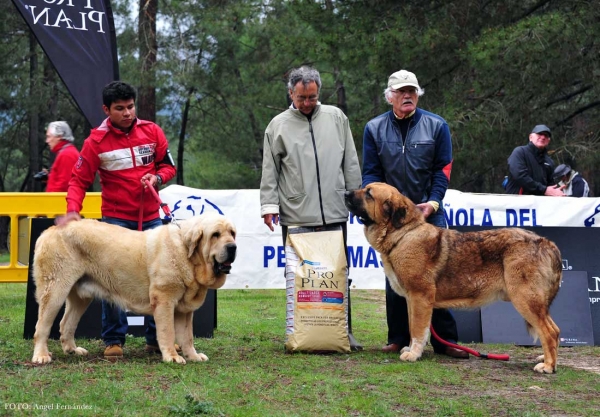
[362, 69, 468, 359]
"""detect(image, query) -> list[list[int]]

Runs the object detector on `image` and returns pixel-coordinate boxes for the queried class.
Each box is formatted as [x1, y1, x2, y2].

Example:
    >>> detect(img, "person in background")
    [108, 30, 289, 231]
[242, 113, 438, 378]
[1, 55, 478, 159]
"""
[260, 66, 363, 350]
[42, 121, 80, 192]
[361, 69, 468, 359]
[553, 164, 590, 197]
[56, 81, 177, 359]
[505, 124, 564, 196]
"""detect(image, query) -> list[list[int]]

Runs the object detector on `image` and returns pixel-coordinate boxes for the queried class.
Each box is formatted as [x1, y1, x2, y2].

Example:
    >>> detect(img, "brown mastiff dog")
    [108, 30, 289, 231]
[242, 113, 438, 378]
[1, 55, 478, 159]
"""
[31, 214, 236, 365]
[345, 182, 562, 373]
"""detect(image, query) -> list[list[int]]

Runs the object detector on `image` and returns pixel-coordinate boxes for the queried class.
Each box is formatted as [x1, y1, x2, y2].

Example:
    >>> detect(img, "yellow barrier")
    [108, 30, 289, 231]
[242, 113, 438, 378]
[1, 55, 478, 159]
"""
[0, 192, 102, 283]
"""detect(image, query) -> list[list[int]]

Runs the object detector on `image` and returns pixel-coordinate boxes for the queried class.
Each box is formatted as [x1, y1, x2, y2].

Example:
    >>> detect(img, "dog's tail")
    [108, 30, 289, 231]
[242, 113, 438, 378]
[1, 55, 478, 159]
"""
[543, 238, 563, 306]
[525, 237, 562, 342]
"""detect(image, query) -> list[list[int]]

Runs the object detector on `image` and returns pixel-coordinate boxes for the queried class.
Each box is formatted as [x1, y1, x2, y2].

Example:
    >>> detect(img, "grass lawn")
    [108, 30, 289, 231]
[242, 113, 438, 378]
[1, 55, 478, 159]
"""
[0, 283, 599, 416]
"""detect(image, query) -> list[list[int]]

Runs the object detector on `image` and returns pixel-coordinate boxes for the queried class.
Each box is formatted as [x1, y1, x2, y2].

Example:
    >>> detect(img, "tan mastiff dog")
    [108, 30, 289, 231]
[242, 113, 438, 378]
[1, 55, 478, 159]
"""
[31, 214, 236, 365]
[345, 182, 561, 373]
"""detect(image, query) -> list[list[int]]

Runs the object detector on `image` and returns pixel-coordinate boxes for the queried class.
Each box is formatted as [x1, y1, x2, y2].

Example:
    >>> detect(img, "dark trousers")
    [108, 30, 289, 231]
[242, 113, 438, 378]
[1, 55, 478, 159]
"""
[385, 209, 459, 351]
[100, 216, 162, 347]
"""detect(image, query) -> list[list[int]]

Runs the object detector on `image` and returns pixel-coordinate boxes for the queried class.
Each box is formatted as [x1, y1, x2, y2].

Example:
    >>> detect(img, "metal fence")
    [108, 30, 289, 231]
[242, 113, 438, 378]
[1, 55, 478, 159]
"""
[0, 192, 102, 283]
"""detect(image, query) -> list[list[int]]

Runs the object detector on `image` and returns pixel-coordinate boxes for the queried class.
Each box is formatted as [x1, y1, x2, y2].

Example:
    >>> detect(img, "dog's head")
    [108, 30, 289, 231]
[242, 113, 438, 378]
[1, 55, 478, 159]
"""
[182, 214, 237, 286]
[344, 182, 422, 230]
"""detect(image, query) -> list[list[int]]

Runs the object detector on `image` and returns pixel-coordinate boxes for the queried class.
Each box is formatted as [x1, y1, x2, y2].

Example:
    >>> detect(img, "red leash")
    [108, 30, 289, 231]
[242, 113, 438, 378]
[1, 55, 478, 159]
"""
[138, 179, 177, 231]
[429, 325, 510, 361]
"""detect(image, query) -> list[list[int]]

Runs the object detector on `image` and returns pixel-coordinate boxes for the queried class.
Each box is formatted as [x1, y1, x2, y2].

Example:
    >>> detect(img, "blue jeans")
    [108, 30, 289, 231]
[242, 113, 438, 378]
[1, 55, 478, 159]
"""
[385, 208, 460, 351]
[101, 217, 162, 347]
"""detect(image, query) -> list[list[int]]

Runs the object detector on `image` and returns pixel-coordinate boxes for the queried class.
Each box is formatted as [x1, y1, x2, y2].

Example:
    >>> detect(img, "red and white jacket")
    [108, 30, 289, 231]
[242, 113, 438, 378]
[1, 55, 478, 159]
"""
[67, 118, 176, 221]
[46, 141, 80, 192]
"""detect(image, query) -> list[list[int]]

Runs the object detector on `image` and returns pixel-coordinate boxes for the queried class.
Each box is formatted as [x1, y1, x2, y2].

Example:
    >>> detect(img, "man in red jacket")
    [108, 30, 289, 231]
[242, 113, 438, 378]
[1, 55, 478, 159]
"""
[44, 121, 80, 192]
[58, 81, 176, 359]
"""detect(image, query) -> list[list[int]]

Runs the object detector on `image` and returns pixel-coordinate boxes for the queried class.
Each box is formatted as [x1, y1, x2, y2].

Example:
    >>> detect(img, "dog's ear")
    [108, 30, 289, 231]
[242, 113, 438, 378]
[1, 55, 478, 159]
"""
[183, 222, 203, 259]
[384, 200, 406, 228]
[391, 207, 406, 228]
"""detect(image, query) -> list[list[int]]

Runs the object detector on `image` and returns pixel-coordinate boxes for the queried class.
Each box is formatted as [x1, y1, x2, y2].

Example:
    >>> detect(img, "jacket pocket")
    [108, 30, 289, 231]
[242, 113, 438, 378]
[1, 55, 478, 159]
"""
[408, 141, 435, 163]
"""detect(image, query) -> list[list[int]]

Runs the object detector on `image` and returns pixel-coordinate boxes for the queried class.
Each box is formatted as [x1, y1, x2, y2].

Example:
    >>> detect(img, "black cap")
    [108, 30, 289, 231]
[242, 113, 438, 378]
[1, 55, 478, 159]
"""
[531, 124, 552, 137]
[553, 164, 571, 182]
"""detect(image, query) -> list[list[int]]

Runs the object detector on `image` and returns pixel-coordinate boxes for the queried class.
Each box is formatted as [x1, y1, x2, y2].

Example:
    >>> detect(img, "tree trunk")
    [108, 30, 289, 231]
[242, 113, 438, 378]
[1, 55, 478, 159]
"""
[26, 32, 40, 193]
[138, 0, 157, 122]
[334, 67, 348, 116]
[177, 90, 193, 185]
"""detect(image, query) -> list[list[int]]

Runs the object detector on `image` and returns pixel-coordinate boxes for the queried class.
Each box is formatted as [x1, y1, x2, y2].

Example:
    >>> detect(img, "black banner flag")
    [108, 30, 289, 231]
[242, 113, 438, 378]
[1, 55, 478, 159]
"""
[11, 0, 119, 127]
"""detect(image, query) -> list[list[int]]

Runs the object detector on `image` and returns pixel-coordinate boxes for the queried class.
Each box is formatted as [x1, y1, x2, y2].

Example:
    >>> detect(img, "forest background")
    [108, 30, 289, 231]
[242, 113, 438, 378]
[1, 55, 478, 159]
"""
[1, 0, 598, 201]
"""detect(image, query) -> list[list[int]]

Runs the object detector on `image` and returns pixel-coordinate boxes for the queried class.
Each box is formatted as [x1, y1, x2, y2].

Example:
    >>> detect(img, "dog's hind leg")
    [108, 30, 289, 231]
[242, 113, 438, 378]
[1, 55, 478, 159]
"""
[175, 311, 208, 362]
[32, 283, 71, 364]
[59, 289, 92, 357]
[400, 294, 432, 362]
[512, 299, 559, 374]
[530, 316, 560, 374]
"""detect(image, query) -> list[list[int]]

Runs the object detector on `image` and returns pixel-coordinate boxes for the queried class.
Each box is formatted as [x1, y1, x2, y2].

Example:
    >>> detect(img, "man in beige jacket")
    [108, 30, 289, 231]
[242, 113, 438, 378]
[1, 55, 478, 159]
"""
[260, 65, 362, 349]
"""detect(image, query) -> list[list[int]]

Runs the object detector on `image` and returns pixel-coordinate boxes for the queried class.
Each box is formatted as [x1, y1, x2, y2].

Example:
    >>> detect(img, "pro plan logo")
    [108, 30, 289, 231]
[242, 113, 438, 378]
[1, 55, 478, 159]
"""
[22, 1, 108, 34]
[299, 260, 321, 267]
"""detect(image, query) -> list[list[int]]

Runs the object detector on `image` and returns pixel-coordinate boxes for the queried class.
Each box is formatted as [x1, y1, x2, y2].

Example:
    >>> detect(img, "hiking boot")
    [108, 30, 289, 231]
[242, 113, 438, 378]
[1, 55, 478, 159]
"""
[145, 343, 182, 354]
[104, 344, 123, 358]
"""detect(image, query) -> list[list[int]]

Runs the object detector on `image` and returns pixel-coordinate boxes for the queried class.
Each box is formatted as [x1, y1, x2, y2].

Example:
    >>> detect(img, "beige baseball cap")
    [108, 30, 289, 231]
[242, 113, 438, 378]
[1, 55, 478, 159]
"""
[388, 70, 420, 90]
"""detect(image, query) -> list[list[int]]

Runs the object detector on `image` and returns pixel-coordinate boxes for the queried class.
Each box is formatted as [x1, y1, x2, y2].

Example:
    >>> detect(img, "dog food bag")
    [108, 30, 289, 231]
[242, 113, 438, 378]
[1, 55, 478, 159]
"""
[284, 226, 350, 353]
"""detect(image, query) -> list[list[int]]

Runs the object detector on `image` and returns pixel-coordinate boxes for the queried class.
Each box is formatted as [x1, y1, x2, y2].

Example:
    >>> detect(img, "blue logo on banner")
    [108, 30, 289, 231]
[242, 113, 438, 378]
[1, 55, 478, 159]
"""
[584, 204, 600, 227]
[171, 195, 224, 220]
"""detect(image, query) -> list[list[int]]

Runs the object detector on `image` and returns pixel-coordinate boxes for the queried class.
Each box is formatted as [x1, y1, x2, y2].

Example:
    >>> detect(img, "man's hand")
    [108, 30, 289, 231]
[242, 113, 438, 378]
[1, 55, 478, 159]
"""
[55, 212, 81, 226]
[416, 203, 434, 219]
[263, 214, 279, 232]
[544, 186, 565, 197]
[141, 173, 158, 188]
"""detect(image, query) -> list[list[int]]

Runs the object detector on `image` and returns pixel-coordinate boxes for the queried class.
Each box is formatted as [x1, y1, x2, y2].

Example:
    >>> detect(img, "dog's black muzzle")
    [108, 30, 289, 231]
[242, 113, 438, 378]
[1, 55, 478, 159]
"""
[344, 190, 373, 226]
[214, 243, 237, 275]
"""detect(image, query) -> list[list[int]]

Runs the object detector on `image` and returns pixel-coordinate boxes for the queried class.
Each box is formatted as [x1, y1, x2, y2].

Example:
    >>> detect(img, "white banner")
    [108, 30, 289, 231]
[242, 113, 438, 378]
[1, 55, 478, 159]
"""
[160, 185, 600, 290]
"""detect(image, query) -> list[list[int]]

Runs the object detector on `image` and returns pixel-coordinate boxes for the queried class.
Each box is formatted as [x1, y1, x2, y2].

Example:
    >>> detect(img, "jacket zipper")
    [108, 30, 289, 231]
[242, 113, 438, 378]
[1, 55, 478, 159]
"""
[308, 119, 326, 225]
[394, 115, 413, 191]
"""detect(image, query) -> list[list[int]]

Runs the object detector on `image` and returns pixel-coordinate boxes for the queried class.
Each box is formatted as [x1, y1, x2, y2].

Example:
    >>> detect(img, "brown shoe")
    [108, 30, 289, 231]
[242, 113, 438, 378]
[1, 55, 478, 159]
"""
[441, 346, 469, 359]
[104, 344, 123, 358]
[145, 344, 182, 354]
[381, 343, 402, 353]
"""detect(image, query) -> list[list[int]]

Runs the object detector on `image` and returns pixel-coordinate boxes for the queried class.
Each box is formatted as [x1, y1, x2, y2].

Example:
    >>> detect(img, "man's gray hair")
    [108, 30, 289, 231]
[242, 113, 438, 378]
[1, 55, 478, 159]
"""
[47, 121, 74, 142]
[383, 86, 425, 104]
[287, 66, 322, 93]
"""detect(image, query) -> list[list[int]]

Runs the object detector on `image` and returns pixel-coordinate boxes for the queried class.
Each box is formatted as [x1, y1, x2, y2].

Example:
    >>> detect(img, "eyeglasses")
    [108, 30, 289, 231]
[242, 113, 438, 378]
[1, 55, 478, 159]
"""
[391, 88, 417, 95]
[294, 95, 318, 103]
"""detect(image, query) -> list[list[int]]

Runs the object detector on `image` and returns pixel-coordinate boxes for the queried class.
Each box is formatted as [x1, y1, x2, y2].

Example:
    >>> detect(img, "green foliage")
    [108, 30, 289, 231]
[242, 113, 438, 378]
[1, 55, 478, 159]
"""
[168, 395, 222, 416]
[184, 150, 261, 189]
[3, 0, 599, 194]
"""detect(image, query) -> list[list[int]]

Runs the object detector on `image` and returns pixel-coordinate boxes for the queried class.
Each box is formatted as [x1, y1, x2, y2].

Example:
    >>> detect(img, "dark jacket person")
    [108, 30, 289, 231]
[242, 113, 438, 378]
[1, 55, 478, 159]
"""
[505, 125, 564, 196]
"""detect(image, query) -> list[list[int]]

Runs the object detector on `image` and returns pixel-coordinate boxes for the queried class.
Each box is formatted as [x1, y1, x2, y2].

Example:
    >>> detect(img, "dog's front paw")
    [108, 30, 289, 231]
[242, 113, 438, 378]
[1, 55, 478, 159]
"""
[32, 354, 52, 364]
[72, 347, 88, 356]
[187, 352, 209, 362]
[163, 354, 187, 364]
[400, 346, 411, 354]
[533, 362, 555, 374]
[65, 346, 88, 356]
[399, 351, 420, 362]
